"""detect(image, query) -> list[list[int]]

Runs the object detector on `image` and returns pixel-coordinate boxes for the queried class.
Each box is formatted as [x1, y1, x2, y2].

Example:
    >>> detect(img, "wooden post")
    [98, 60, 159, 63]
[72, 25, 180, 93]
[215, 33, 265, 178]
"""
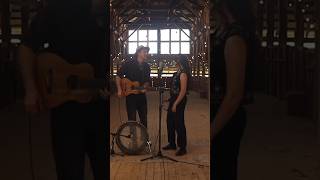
[266, 0, 275, 48]
[21, 0, 30, 38]
[316, 0, 320, 144]
[0, 0, 10, 108]
[266, 0, 275, 95]
[256, 1, 264, 39]
[1, 0, 10, 64]
[279, 0, 287, 47]
[279, 0, 288, 97]
[295, 0, 304, 48]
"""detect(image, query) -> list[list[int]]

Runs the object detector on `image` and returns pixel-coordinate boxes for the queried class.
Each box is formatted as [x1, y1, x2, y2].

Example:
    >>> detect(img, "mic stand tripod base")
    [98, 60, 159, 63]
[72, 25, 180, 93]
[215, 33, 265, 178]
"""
[110, 150, 124, 157]
[140, 84, 177, 162]
[140, 150, 178, 162]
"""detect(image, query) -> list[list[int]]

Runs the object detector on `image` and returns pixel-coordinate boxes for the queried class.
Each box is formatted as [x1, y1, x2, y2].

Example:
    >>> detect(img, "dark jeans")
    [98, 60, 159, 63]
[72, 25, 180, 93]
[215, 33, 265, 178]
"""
[212, 107, 247, 180]
[125, 94, 148, 128]
[166, 96, 187, 149]
[50, 100, 108, 180]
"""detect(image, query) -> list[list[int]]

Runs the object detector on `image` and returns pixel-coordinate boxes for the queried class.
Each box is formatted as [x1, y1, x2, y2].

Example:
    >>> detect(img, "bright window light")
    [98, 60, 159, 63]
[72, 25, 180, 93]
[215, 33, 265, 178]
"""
[181, 29, 190, 41]
[128, 30, 137, 41]
[161, 42, 170, 54]
[128, 42, 137, 54]
[138, 42, 148, 47]
[128, 28, 191, 55]
[149, 42, 158, 54]
[171, 29, 180, 41]
[139, 30, 148, 41]
[181, 42, 190, 54]
[161, 29, 170, 41]
[171, 42, 180, 54]
[149, 30, 158, 41]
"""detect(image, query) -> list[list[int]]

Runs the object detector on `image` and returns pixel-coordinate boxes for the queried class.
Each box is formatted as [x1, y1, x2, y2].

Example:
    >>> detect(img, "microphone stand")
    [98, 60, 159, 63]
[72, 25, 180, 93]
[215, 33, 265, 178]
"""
[141, 65, 177, 162]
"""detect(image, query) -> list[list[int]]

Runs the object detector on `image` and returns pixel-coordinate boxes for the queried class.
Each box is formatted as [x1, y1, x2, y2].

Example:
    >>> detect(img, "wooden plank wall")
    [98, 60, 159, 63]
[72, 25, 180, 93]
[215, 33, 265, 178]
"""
[256, 0, 318, 119]
[0, 0, 44, 109]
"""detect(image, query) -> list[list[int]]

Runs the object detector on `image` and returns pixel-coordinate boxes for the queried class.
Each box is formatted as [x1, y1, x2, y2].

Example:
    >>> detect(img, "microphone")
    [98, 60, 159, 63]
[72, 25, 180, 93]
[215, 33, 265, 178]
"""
[158, 61, 164, 77]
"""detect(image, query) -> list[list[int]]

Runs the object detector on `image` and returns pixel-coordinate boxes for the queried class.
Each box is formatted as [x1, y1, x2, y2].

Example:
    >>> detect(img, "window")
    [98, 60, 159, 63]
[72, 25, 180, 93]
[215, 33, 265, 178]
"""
[160, 29, 191, 54]
[128, 28, 191, 55]
[128, 29, 158, 54]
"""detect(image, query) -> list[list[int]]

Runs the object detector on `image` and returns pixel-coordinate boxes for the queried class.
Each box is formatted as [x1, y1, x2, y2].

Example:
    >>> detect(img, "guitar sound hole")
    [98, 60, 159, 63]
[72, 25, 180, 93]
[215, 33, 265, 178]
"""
[67, 75, 79, 90]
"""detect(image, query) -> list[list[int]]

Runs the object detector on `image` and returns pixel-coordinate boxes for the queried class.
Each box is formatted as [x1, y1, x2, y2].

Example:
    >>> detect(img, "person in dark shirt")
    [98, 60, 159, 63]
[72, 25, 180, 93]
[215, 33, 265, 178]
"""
[18, 0, 108, 180]
[116, 46, 151, 128]
[211, 0, 256, 179]
[162, 55, 191, 156]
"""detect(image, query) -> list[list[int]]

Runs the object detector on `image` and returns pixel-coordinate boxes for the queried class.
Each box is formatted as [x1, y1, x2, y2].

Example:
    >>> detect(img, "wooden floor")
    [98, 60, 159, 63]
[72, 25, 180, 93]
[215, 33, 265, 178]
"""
[111, 161, 209, 180]
[110, 91, 211, 180]
[238, 94, 320, 180]
[0, 94, 319, 179]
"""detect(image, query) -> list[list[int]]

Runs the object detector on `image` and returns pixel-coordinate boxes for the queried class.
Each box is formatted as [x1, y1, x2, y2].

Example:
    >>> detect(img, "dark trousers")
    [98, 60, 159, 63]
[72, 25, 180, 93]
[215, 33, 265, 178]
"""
[212, 107, 246, 180]
[166, 96, 187, 149]
[50, 100, 108, 180]
[125, 94, 148, 128]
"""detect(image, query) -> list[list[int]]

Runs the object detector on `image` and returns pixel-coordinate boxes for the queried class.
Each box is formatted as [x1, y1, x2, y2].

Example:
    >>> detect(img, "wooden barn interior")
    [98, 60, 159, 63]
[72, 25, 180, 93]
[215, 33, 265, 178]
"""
[0, 0, 319, 180]
[234, 0, 320, 179]
[109, 0, 210, 179]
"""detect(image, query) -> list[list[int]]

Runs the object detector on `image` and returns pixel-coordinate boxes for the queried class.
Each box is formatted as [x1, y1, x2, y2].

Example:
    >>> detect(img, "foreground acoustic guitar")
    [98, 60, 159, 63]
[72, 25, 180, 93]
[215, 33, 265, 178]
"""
[120, 78, 146, 96]
[36, 53, 108, 109]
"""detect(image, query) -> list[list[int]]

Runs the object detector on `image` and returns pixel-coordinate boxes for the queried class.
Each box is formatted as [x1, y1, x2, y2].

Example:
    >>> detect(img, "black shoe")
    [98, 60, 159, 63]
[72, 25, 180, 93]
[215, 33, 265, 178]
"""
[175, 148, 187, 156]
[162, 144, 177, 150]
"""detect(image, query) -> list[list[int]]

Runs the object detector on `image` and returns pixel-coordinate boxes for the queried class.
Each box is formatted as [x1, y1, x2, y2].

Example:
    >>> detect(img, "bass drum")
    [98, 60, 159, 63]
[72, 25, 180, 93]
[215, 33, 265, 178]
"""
[115, 121, 149, 155]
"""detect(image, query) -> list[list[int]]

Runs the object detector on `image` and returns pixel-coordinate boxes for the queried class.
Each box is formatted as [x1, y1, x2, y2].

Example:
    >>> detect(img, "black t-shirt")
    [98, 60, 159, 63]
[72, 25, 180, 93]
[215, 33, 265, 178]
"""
[22, 9, 107, 79]
[117, 59, 151, 85]
[212, 23, 255, 110]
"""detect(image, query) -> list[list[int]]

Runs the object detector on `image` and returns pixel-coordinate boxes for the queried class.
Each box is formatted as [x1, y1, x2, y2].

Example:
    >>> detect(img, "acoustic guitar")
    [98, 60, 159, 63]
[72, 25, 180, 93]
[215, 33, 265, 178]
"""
[120, 78, 146, 96]
[120, 78, 170, 96]
[36, 52, 108, 109]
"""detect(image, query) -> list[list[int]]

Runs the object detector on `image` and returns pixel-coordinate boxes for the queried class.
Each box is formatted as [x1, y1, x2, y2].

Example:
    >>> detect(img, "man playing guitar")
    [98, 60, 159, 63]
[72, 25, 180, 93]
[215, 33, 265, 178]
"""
[18, 0, 108, 179]
[116, 46, 151, 128]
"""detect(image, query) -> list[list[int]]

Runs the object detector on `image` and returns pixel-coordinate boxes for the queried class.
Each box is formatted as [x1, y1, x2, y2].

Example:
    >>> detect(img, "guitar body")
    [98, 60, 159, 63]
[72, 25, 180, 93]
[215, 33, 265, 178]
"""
[36, 53, 97, 108]
[120, 78, 144, 96]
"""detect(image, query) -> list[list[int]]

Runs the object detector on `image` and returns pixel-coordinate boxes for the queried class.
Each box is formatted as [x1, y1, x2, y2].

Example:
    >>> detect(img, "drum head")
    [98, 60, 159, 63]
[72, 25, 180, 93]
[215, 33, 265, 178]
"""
[116, 121, 149, 155]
